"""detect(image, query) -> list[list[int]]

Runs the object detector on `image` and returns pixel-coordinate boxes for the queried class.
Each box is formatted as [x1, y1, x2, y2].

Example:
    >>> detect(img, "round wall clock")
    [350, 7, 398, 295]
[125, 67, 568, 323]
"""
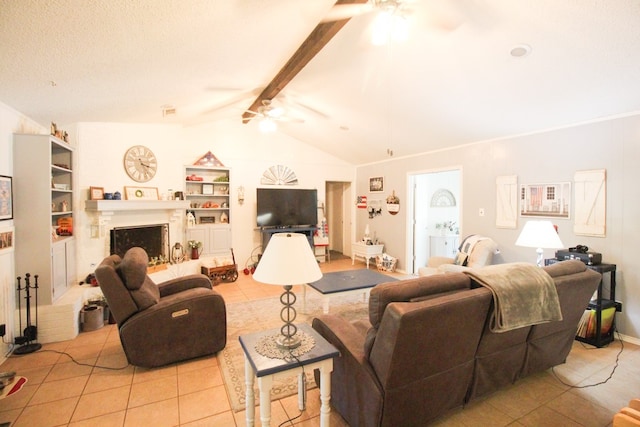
[124, 145, 157, 182]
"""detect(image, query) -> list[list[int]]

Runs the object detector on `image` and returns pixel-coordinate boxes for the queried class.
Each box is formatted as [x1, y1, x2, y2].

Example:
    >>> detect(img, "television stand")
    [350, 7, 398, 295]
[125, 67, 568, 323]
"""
[260, 226, 317, 252]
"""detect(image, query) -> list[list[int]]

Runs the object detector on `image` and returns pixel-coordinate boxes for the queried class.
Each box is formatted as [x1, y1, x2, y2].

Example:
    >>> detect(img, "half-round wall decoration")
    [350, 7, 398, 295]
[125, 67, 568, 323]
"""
[431, 188, 456, 207]
[260, 165, 298, 185]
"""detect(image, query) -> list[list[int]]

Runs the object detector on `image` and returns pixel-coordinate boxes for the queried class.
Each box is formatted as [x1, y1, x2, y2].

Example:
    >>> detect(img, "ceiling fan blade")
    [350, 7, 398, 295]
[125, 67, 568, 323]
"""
[321, 3, 374, 22]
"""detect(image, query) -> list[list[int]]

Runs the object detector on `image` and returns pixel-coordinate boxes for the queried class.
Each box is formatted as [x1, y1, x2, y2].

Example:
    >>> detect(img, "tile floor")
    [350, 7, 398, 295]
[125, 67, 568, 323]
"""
[0, 255, 638, 426]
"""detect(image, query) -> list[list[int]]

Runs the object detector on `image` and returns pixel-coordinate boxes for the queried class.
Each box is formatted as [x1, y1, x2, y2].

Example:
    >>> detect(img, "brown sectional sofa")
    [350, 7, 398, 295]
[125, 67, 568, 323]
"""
[312, 260, 601, 426]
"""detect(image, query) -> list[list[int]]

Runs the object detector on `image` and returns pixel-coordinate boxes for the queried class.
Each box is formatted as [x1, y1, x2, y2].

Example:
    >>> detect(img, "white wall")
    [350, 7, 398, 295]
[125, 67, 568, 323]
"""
[356, 113, 640, 342]
[0, 102, 46, 359]
[74, 119, 355, 280]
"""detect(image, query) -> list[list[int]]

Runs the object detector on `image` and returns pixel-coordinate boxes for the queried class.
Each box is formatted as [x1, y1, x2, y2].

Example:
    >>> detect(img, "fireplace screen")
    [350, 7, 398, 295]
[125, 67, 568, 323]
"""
[110, 223, 169, 260]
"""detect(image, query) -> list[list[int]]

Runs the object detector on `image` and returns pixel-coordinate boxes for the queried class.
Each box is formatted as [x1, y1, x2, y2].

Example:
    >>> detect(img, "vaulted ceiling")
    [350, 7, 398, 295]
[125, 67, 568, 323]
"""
[2, 0, 640, 165]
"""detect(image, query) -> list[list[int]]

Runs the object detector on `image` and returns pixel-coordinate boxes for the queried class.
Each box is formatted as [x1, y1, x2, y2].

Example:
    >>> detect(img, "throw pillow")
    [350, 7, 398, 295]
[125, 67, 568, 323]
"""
[454, 252, 468, 266]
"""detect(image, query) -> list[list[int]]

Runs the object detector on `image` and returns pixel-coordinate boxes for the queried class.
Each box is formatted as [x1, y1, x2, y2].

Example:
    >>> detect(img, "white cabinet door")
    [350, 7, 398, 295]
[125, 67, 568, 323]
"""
[186, 226, 231, 256]
[430, 236, 459, 258]
[51, 241, 67, 301]
[209, 226, 231, 254]
[65, 238, 76, 288]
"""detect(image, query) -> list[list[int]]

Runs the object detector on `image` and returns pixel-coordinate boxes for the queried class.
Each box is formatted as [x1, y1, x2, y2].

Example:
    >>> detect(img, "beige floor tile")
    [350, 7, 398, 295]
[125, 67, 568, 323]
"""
[546, 391, 615, 426]
[133, 363, 177, 384]
[29, 374, 89, 405]
[0, 383, 38, 411]
[11, 396, 79, 427]
[83, 366, 134, 394]
[5, 364, 52, 386]
[70, 385, 130, 422]
[0, 408, 22, 426]
[178, 365, 224, 396]
[128, 374, 178, 408]
[44, 358, 96, 382]
[176, 354, 218, 375]
[518, 405, 583, 427]
[67, 410, 126, 427]
[180, 410, 236, 426]
[124, 397, 179, 427]
[178, 384, 231, 424]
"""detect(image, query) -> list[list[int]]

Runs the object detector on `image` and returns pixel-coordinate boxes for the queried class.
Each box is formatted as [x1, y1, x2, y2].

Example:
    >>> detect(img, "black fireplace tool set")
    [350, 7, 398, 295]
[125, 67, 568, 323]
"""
[14, 273, 42, 355]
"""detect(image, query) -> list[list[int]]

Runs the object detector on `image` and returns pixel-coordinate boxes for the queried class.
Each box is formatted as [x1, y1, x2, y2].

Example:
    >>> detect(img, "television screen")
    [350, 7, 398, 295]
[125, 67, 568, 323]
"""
[257, 188, 318, 227]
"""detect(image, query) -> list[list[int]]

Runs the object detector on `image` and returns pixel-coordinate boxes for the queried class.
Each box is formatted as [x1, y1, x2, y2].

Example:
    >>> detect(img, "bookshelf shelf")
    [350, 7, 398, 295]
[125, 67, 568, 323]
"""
[546, 259, 621, 348]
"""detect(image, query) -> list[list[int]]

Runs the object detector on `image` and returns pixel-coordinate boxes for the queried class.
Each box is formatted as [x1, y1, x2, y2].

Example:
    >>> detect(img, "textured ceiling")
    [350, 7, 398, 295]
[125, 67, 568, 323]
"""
[2, 0, 640, 164]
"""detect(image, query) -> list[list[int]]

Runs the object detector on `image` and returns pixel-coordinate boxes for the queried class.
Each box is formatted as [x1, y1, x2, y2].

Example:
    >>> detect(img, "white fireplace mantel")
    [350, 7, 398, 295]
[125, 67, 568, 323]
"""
[85, 200, 191, 225]
[85, 200, 191, 212]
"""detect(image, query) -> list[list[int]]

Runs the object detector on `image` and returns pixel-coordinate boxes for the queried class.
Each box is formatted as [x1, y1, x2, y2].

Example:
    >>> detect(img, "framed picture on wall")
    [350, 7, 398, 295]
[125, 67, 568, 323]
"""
[0, 175, 13, 221]
[90, 186, 105, 200]
[0, 226, 13, 253]
[369, 176, 384, 193]
[520, 182, 571, 219]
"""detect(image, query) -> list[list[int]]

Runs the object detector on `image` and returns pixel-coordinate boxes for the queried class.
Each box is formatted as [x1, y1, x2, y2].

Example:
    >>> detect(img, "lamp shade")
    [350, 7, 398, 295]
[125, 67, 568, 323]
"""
[515, 220, 564, 249]
[253, 233, 322, 285]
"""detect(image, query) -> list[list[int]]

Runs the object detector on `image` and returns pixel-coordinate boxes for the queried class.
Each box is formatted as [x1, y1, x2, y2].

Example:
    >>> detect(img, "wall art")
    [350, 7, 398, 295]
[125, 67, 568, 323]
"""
[573, 169, 606, 236]
[0, 175, 12, 221]
[369, 176, 384, 193]
[520, 182, 571, 219]
[0, 226, 14, 253]
[496, 175, 518, 228]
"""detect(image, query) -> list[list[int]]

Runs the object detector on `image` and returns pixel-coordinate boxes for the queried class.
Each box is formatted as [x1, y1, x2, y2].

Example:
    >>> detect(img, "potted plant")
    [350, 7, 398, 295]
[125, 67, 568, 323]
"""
[187, 240, 203, 260]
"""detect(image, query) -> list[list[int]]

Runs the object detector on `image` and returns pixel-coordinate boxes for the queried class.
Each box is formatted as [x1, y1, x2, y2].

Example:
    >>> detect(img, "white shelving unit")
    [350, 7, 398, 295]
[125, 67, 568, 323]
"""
[14, 134, 76, 304]
[183, 165, 231, 255]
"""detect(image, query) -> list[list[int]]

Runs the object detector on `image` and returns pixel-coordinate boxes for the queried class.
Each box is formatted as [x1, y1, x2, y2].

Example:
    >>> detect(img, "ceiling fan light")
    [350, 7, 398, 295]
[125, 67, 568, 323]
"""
[259, 117, 277, 133]
[371, 8, 409, 45]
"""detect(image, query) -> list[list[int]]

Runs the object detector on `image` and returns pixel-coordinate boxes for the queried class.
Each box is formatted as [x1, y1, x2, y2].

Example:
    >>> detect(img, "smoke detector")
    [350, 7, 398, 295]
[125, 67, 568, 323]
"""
[161, 105, 176, 117]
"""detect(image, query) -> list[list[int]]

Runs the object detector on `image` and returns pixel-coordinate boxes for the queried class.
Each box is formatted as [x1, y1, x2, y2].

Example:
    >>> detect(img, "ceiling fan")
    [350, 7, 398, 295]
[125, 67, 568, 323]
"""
[322, 0, 412, 23]
[243, 99, 303, 132]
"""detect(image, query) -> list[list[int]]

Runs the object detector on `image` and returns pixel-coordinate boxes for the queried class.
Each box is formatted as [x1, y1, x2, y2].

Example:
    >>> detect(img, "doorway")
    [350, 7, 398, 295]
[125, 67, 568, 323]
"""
[324, 181, 352, 259]
[407, 168, 462, 275]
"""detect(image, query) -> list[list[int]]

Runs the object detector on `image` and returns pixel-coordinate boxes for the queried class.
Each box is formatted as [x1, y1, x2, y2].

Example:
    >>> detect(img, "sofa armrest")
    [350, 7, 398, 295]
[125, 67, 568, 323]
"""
[439, 264, 472, 273]
[312, 315, 384, 427]
[427, 256, 455, 268]
[158, 274, 212, 297]
[313, 315, 367, 360]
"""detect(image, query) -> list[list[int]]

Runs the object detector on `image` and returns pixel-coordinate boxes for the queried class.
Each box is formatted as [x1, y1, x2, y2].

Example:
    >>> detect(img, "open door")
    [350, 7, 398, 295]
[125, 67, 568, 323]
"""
[408, 168, 461, 275]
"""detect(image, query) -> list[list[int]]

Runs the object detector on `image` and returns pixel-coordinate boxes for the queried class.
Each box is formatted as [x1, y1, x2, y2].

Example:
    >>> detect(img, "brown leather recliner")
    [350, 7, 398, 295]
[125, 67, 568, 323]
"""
[95, 247, 227, 368]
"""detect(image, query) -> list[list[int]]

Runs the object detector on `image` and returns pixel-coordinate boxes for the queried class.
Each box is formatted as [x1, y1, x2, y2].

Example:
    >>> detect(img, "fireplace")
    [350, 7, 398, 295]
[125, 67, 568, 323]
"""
[110, 223, 170, 260]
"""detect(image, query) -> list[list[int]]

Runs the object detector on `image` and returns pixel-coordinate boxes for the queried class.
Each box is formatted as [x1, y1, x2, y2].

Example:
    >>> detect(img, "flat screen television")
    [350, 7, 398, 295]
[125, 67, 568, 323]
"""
[256, 188, 318, 228]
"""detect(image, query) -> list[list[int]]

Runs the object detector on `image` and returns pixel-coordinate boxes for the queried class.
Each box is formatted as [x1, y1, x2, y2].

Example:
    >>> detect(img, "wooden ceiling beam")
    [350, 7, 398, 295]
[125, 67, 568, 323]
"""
[242, 0, 368, 123]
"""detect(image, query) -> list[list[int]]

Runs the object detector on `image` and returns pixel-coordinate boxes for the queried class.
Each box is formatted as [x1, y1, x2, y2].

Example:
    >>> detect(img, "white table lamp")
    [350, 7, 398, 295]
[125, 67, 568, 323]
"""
[515, 220, 564, 267]
[253, 233, 322, 349]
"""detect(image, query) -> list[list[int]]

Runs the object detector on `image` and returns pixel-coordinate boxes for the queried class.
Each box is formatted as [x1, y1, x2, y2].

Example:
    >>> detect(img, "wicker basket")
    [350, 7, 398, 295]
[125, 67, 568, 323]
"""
[376, 254, 397, 272]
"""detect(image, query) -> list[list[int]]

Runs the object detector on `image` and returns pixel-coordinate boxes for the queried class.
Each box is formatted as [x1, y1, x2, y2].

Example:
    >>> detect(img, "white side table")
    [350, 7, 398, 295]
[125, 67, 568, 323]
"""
[239, 323, 339, 427]
[352, 242, 384, 268]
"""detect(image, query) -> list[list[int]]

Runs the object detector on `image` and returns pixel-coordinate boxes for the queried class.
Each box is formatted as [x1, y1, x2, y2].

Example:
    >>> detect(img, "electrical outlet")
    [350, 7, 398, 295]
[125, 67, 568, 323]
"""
[0, 324, 5, 337]
[479, 208, 485, 217]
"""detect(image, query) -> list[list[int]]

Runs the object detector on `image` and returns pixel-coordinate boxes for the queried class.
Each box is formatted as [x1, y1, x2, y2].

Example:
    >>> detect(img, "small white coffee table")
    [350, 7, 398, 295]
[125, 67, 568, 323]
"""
[352, 242, 384, 268]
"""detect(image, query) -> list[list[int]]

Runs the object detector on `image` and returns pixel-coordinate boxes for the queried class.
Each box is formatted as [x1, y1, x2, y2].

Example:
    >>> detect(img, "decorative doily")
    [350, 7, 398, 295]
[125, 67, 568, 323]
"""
[255, 332, 315, 360]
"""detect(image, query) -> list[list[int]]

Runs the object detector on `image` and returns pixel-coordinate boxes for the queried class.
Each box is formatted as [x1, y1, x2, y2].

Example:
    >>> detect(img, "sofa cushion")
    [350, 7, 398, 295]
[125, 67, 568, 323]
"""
[117, 247, 159, 310]
[368, 273, 471, 329]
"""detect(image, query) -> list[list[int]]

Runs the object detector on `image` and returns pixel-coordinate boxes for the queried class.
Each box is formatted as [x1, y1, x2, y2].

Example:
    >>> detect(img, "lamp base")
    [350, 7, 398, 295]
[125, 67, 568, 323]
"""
[536, 248, 544, 267]
[276, 334, 301, 350]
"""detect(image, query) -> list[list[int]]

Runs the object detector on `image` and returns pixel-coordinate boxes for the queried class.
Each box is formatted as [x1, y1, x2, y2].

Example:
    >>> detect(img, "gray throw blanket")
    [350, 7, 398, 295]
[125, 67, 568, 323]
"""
[464, 262, 562, 333]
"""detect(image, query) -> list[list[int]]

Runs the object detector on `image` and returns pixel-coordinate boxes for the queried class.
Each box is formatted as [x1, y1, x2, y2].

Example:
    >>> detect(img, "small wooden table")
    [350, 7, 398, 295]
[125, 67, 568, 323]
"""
[352, 242, 384, 268]
[239, 323, 339, 427]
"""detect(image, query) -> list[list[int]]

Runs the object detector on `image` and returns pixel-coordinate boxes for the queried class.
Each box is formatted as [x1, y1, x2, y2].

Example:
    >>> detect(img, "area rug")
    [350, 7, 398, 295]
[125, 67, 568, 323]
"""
[219, 290, 369, 412]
